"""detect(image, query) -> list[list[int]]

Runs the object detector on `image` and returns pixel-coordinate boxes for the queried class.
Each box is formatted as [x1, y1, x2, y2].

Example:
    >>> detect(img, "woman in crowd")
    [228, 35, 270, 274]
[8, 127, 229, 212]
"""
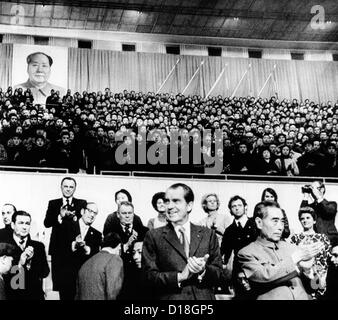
[256, 148, 279, 175]
[261, 187, 291, 240]
[290, 207, 331, 299]
[147, 192, 167, 230]
[275, 144, 299, 176]
[197, 193, 232, 246]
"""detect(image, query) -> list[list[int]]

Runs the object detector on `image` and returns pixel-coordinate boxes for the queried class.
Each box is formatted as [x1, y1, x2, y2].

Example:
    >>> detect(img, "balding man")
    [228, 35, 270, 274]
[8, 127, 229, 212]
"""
[14, 52, 66, 104]
[59, 202, 102, 300]
[0, 204, 16, 241]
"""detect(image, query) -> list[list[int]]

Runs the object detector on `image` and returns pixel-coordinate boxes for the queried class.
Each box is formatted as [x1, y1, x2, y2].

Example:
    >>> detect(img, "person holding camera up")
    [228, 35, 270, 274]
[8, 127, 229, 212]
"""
[300, 181, 338, 243]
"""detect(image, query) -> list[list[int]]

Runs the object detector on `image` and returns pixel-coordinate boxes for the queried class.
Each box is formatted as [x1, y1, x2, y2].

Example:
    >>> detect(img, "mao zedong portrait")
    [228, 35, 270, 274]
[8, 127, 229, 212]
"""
[14, 52, 66, 104]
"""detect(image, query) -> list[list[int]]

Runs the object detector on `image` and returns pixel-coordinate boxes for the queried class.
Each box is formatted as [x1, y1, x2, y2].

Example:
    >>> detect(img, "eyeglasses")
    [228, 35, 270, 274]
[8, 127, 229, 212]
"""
[85, 208, 98, 215]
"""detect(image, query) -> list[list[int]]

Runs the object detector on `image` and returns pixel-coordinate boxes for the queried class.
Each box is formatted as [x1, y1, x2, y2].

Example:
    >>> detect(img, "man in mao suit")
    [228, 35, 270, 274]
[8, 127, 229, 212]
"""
[43, 176, 87, 299]
[142, 183, 222, 300]
[60, 202, 102, 300]
[236, 201, 325, 300]
[4, 211, 49, 300]
[75, 232, 123, 300]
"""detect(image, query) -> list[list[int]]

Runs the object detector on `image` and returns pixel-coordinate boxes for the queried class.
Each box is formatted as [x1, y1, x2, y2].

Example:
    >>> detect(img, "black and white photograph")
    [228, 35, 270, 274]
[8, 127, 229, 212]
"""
[0, 0, 338, 309]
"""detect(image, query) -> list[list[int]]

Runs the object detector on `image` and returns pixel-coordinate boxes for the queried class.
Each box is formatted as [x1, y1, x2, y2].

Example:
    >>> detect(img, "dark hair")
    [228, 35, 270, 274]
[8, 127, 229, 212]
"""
[281, 209, 291, 239]
[115, 189, 132, 203]
[253, 201, 280, 220]
[2, 203, 17, 213]
[102, 232, 121, 249]
[167, 183, 194, 203]
[298, 207, 316, 220]
[61, 177, 77, 187]
[12, 210, 31, 223]
[261, 188, 278, 202]
[151, 192, 166, 211]
[0, 243, 16, 257]
[228, 195, 247, 211]
[27, 52, 53, 66]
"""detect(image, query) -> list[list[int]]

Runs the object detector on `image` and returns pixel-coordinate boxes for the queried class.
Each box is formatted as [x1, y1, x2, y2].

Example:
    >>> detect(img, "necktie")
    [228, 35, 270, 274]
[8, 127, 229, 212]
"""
[19, 239, 25, 250]
[178, 226, 189, 258]
[66, 198, 70, 209]
[125, 224, 131, 238]
[237, 222, 243, 230]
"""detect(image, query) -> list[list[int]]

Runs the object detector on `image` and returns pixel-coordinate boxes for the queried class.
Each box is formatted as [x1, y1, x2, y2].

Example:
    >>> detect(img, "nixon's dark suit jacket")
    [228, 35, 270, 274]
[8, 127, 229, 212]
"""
[142, 222, 222, 300]
[43, 197, 87, 290]
[3, 234, 49, 300]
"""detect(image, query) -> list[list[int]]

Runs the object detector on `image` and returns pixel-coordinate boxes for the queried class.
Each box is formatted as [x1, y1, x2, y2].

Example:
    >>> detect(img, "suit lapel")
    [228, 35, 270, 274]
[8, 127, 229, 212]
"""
[162, 224, 186, 261]
[84, 226, 93, 242]
[190, 223, 203, 257]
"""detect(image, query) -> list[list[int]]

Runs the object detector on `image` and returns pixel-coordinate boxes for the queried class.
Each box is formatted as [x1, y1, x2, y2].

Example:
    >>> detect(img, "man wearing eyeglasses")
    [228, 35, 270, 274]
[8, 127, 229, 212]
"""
[60, 202, 102, 300]
[300, 181, 338, 243]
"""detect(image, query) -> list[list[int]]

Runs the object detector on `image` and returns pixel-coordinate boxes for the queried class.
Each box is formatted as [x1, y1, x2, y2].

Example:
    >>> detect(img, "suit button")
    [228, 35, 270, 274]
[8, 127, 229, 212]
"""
[247, 235, 250, 238]
[291, 286, 294, 290]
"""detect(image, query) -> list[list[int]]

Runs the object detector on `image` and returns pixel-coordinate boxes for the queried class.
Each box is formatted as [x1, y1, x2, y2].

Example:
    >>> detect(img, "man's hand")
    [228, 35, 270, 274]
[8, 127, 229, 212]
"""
[292, 242, 324, 264]
[74, 235, 86, 250]
[310, 184, 324, 202]
[19, 246, 34, 266]
[298, 257, 314, 271]
[187, 254, 209, 274]
[60, 204, 75, 218]
[123, 230, 138, 252]
[178, 264, 190, 283]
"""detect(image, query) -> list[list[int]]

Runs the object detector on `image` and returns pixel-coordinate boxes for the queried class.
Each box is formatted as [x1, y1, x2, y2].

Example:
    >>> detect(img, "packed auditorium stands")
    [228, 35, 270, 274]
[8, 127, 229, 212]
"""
[1, 86, 338, 177]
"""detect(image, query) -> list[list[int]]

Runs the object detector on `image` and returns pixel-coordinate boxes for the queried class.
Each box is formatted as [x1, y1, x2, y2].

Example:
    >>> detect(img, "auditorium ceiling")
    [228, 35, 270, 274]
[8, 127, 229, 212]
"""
[1, 0, 338, 43]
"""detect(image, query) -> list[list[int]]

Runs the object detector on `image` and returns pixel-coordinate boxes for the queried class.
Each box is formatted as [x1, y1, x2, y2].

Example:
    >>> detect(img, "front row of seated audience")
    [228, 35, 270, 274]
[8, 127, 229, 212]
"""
[1, 177, 338, 300]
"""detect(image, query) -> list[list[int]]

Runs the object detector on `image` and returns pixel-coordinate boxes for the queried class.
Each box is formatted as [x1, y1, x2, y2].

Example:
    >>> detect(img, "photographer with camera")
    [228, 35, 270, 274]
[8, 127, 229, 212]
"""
[300, 181, 338, 243]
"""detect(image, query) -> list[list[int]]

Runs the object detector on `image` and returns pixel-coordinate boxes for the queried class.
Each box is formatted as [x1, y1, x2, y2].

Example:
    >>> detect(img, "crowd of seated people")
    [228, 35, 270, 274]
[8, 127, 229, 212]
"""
[0, 86, 338, 176]
[1, 177, 338, 300]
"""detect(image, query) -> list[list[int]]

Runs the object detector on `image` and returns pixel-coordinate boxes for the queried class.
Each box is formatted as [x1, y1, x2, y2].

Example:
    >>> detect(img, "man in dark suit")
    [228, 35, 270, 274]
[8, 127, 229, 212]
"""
[299, 181, 338, 243]
[0, 204, 16, 241]
[60, 202, 102, 300]
[220, 195, 258, 296]
[43, 176, 87, 300]
[142, 183, 222, 300]
[221, 195, 258, 267]
[103, 189, 144, 237]
[107, 200, 148, 300]
[4, 210, 50, 300]
[75, 232, 123, 300]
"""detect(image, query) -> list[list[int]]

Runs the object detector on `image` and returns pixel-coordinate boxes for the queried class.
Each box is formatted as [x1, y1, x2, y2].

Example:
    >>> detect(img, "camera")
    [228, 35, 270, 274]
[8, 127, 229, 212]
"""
[301, 185, 312, 194]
